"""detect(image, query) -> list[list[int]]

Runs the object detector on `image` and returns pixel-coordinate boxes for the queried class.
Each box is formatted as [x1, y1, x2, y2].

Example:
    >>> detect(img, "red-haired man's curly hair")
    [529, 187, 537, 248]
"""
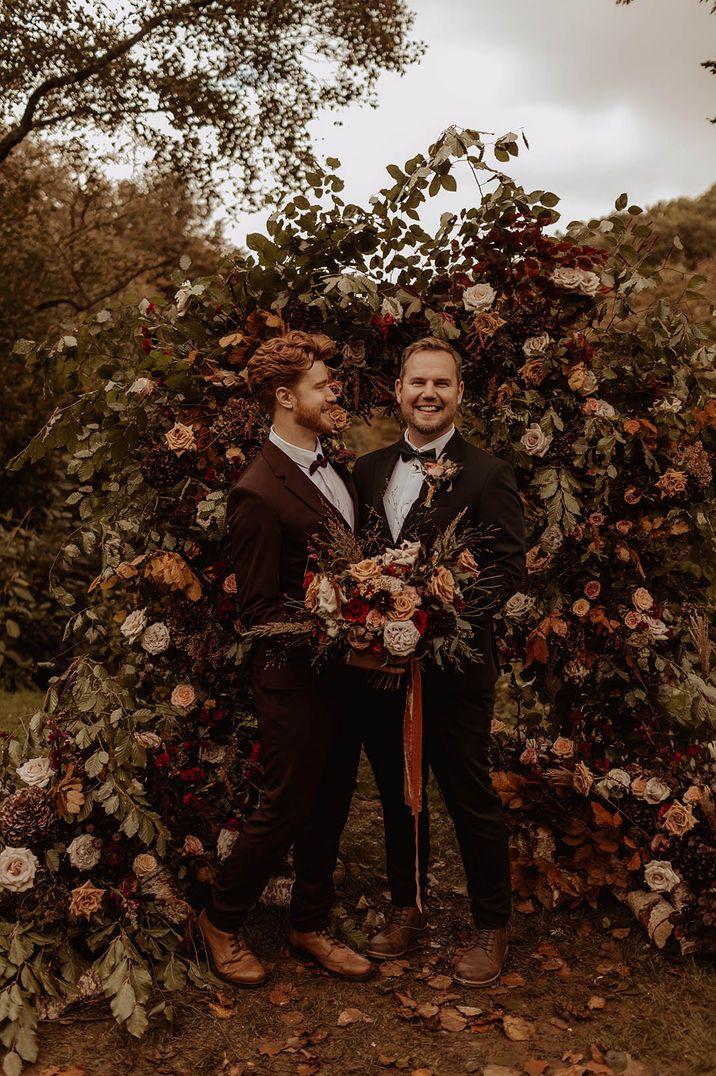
[247, 331, 337, 414]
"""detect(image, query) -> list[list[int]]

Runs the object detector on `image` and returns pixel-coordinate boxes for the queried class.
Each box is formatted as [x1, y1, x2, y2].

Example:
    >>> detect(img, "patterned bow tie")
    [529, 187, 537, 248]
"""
[309, 453, 330, 476]
[399, 443, 438, 464]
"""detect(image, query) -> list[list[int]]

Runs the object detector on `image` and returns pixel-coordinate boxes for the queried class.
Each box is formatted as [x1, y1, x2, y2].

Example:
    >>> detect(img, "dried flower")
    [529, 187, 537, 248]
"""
[573, 762, 594, 796]
[522, 332, 550, 356]
[604, 768, 631, 797]
[348, 559, 382, 583]
[67, 835, 102, 871]
[183, 835, 204, 856]
[135, 731, 161, 749]
[127, 377, 155, 396]
[383, 620, 420, 657]
[571, 599, 590, 618]
[141, 622, 171, 654]
[217, 828, 239, 861]
[383, 541, 421, 567]
[388, 587, 420, 621]
[456, 548, 480, 576]
[165, 422, 197, 456]
[632, 588, 654, 612]
[222, 574, 237, 594]
[551, 736, 575, 759]
[655, 468, 687, 499]
[519, 358, 548, 386]
[623, 486, 642, 505]
[0, 847, 39, 893]
[328, 405, 350, 431]
[503, 592, 535, 620]
[662, 801, 697, 837]
[69, 880, 105, 919]
[540, 523, 564, 553]
[133, 853, 158, 878]
[584, 581, 601, 600]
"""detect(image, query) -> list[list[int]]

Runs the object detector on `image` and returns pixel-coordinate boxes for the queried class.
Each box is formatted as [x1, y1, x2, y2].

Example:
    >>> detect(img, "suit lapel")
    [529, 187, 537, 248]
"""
[331, 459, 359, 532]
[262, 440, 354, 531]
[371, 442, 402, 543]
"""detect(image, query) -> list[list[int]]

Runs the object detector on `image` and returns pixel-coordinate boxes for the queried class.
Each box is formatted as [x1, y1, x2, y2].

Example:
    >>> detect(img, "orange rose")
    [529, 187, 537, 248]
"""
[328, 405, 350, 431]
[348, 559, 382, 583]
[519, 358, 548, 386]
[427, 566, 455, 603]
[584, 581, 601, 600]
[623, 418, 641, 435]
[663, 801, 697, 837]
[456, 548, 480, 576]
[170, 684, 196, 708]
[551, 736, 575, 759]
[571, 599, 590, 618]
[388, 587, 419, 621]
[655, 468, 687, 499]
[70, 880, 105, 919]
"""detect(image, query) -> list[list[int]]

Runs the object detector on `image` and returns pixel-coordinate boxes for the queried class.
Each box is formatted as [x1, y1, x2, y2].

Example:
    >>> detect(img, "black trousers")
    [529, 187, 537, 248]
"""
[207, 667, 362, 933]
[363, 670, 511, 930]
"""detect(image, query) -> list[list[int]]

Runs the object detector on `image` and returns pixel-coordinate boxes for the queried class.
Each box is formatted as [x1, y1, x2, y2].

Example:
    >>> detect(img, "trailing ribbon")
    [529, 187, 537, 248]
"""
[403, 658, 424, 912]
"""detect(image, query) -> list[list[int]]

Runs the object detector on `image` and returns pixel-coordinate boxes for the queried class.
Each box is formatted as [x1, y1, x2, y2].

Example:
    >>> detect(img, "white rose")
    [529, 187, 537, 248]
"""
[643, 777, 671, 804]
[520, 423, 552, 458]
[383, 619, 420, 657]
[0, 847, 39, 893]
[462, 282, 496, 313]
[67, 834, 102, 871]
[16, 756, 54, 788]
[141, 622, 171, 655]
[120, 608, 148, 643]
[217, 828, 239, 861]
[127, 377, 155, 397]
[594, 399, 616, 420]
[644, 860, 681, 893]
[652, 397, 683, 415]
[134, 731, 161, 750]
[522, 332, 551, 357]
[604, 769, 631, 798]
[175, 280, 206, 315]
[380, 296, 403, 322]
[316, 576, 341, 616]
[550, 267, 601, 297]
[642, 615, 669, 642]
[503, 592, 535, 620]
[707, 741, 716, 762]
[382, 541, 421, 567]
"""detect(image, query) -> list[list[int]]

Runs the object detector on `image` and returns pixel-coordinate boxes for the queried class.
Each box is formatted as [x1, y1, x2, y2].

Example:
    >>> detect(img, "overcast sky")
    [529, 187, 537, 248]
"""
[223, 0, 716, 243]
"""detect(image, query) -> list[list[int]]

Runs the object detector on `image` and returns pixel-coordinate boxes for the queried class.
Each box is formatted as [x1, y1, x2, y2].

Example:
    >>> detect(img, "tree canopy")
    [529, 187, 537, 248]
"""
[0, 0, 422, 203]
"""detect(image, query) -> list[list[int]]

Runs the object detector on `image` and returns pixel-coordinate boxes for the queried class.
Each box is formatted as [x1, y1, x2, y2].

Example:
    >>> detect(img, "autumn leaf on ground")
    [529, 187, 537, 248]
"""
[337, 1007, 374, 1026]
[501, 972, 527, 988]
[394, 990, 417, 1010]
[258, 1040, 288, 1057]
[38, 1069, 86, 1076]
[502, 1013, 536, 1041]
[588, 995, 606, 1010]
[439, 1007, 467, 1032]
[426, 973, 452, 990]
[379, 960, 408, 977]
[523, 1061, 550, 1076]
[268, 981, 300, 1006]
[515, 899, 536, 914]
[208, 1001, 236, 1019]
[411, 1069, 434, 1075]
[378, 1057, 398, 1067]
[456, 1004, 483, 1017]
[416, 1002, 439, 1019]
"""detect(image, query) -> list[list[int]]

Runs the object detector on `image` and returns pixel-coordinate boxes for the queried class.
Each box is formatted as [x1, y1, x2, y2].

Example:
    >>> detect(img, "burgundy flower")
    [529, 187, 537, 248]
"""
[413, 609, 429, 636]
[343, 597, 370, 624]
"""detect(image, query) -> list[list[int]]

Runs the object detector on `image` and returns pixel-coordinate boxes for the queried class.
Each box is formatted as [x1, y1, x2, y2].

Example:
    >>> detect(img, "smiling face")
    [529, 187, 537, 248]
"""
[396, 348, 464, 446]
[275, 359, 338, 439]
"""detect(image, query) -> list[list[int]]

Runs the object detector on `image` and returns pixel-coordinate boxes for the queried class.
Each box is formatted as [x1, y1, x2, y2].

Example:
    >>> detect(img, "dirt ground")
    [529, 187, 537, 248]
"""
[23, 757, 716, 1076]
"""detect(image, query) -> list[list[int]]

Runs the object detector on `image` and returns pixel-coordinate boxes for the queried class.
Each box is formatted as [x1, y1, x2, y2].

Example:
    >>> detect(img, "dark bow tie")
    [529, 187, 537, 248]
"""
[399, 443, 437, 464]
[309, 453, 331, 476]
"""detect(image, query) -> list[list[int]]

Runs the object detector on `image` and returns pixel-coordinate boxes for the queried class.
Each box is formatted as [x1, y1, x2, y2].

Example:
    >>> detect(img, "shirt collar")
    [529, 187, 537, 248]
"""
[404, 425, 455, 458]
[269, 427, 323, 471]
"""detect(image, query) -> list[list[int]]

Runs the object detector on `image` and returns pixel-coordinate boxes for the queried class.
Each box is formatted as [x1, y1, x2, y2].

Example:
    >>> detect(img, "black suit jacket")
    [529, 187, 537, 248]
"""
[352, 430, 526, 685]
[227, 439, 358, 691]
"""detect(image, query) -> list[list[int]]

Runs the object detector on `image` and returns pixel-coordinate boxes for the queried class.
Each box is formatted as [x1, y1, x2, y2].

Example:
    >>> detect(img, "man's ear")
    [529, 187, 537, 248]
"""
[457, 380, 465, 406]
[395, 378, 403, 404]
[274, 386, 293, 411]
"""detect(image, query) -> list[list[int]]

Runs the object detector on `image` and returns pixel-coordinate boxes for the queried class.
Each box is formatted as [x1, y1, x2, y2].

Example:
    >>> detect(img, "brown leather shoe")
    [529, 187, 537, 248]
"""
[367, 905, 428, 960]
[289, 928, 373, 981]
[198, 910, 267, 987]
[454, 927, 508, 986]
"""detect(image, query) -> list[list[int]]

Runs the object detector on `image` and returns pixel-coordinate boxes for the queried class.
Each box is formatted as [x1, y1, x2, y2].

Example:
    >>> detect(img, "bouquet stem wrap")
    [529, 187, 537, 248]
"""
[403, 658, 424, 912]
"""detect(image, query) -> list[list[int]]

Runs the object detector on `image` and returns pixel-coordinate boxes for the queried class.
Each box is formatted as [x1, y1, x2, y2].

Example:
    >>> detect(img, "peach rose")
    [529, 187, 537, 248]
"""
[623, 418, 641, 435]
[183, 835, 205, 856]
[631, 776, 647, 799]
[571, 598, 590, 618]
[655, 468, 687, 499]
[171, 684, 196, 709]
[456, 548, 480, 576]
[588, 512, 606, 528]
[551, 736, 575, 759]
[623, 486, 642, 505]
[519, 358, 548, 386]
[222, 574, 237, 594]
[304, 575, 321, 611]
[348, 559, 383, 583]
[632, 588, 654, 612]
[573, 762, 594, 796]
[615, 520, 633, 535]
[70, 880, 105, 919]
[616, 543, 631, 563]
[584, 581, 601, 600]
[135, 731, 161, 749]
[165, 422, 196, 456]
[682, 785, 703, 806]
[365, 608, 386, 631]
[624, 611, 642, 630]
[427, 567, 455, 603]
[388, 587, 420, 621]
[133, 853, 158, 878]
[662, 801, 697, 837]
[520, 745, 539, 766]
[328, 406, 350, 431]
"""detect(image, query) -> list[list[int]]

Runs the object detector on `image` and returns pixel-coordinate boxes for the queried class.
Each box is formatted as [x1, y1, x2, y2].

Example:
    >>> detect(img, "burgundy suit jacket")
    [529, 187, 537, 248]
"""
[227, 439, 358, 691]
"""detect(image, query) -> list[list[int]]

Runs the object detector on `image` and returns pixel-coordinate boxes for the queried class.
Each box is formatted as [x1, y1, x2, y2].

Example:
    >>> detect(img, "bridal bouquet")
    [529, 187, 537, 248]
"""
[250, 514, 500, 674]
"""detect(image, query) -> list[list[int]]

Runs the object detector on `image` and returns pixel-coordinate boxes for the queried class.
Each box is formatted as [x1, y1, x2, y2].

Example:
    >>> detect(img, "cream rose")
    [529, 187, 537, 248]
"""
[644, 860, 681, 893]
[427, 566, 455, 603]
[624, 611, 642, 630]
[133, 853, 158, 878]
[643, 777, 671, 804]
[69, 880, 104, 919]
[550, 267, 601, 296]
[67, 834, 102, 871]
[551, 736, 575, 759]
[120, 607, 148, 643]
[0, 847, 39, 893]
[632, 588, 654, 612]
[456, 548, 480, 576]
[463, 282, 496, 313]
[382, 541, 420, 567]
[571, 599, 590, 619]
[183, 835, 204, 856]
[381, 296, 403, 322]
[134, 731, 161, 749]
[217, 828, 239, 861]
[171, 684, 196, 709]
[522, 332, 550, 357]
[520, 423, 552, 458]
[605, 768, 631, 798]
[141, 622, 171, 655]
[643, 616, 669, 643]
[388, 587, 420, 622]
[127, 377, 155, 397]
[663, 801, 697, 837]
[16, 756, 54, 788]
[316, 576, 342, 616]
[503, 592, 535, 620]
[165, 422, 196, 456]
[383, 619, 420, 657]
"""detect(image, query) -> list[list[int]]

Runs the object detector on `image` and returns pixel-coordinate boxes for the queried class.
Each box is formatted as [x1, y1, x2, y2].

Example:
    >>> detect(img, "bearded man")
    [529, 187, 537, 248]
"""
[353, 336, 526, 985]
[199, 330, 385, 985]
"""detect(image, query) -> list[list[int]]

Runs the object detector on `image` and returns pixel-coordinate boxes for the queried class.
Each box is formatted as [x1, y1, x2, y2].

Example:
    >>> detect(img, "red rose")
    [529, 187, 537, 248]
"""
[154, 752, 171, 769]
[343, 597, 370, 624]
[303, 571, 315, 590]
[412, 609, 429, 635]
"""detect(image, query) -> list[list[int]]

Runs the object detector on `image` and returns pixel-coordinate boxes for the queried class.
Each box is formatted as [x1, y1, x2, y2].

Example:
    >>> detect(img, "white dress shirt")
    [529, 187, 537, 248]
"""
[383, 426, 456, 542]
[269, 427, 355, 529]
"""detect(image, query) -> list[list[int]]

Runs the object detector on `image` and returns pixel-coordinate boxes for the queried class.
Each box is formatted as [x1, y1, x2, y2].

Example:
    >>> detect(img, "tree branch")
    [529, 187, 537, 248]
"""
[32, 260, 173, 314]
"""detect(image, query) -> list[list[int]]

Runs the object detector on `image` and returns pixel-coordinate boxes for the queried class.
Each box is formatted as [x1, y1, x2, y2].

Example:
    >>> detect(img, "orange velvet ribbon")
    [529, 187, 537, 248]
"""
[403, 658, 424, 912]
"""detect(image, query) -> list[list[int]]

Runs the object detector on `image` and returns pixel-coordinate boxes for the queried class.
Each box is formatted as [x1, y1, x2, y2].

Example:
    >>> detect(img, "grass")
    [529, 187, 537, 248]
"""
[0, 686, 45, 740]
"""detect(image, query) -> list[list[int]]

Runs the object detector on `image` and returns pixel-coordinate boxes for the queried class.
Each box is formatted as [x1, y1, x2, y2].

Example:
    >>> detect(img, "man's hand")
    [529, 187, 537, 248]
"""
[345, 650, 407, 675]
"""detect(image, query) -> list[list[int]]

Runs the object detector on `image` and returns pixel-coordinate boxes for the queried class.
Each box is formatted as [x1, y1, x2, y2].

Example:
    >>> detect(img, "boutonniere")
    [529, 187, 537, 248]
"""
[421, 454, 462, 507]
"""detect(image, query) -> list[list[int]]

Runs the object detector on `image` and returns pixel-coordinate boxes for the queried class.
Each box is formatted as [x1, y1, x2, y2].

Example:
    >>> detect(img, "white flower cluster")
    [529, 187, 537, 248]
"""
[462, 282, 496, 313]
[550, 267, 601, 297]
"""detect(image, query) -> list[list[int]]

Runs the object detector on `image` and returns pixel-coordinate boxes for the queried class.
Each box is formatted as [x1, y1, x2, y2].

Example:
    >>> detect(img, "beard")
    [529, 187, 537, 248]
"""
[404, 403, 457, 439]
[294, 399, 335, 437]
